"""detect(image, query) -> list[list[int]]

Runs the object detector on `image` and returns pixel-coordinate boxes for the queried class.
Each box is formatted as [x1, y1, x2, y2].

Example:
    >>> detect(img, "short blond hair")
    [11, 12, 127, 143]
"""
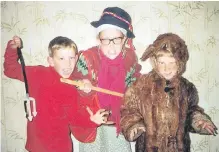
[48, 36, 78, 57]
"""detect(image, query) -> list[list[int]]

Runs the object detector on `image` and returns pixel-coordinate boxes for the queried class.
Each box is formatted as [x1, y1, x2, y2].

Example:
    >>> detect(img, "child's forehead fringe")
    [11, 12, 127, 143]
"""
[49, 44, 78, 55]
[50, 44, 77, 51]
[51, 43, 76, 48]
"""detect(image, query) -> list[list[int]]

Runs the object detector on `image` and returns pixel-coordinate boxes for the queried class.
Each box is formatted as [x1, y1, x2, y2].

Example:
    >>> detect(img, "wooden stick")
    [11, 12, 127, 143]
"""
[60, 78, 124, 97]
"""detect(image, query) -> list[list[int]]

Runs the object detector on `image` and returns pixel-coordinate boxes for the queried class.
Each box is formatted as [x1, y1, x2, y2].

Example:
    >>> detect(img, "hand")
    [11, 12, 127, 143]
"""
[103, 107, 115, 125]
[130, 127, 146, 141]
[10, 36, 22, 49]
[86, 107, 111, 125]
[79, 79, 92, 93]
[197, 120, 218, 136]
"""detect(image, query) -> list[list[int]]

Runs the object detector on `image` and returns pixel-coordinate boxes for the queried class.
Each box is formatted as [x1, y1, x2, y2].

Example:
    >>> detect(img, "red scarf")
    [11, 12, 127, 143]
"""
[97, 49, 125, 135]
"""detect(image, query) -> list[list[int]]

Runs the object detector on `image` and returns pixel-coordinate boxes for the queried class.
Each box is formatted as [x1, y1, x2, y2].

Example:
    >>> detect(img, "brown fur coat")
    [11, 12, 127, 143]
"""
[120, 33, 216, 152]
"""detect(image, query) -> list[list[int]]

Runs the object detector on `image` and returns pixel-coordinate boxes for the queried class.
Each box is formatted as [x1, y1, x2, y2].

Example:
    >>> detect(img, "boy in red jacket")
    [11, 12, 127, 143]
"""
[3, 36, 109, 152]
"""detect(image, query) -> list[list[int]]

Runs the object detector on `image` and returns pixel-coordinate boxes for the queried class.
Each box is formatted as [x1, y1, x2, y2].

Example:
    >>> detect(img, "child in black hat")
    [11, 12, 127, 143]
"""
[71, 6, 141, 152]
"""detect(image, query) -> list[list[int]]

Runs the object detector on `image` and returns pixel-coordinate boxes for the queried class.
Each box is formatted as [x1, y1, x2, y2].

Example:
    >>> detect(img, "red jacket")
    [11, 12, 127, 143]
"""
[4, 41, 97, 152]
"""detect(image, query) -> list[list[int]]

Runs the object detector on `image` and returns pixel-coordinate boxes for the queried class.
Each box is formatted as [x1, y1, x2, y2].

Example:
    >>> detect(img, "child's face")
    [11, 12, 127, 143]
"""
[156, 53, 178, 80]
[48, 48, 78, 78]
[98, 28, 126, 59]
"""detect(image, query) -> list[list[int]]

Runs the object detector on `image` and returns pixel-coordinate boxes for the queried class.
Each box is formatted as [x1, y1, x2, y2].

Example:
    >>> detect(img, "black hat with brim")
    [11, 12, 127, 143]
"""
[91, 7, 135, 38]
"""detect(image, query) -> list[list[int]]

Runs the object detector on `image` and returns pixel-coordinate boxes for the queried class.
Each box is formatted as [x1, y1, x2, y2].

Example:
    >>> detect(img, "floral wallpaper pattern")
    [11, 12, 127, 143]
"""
[1, 1, 219, 152]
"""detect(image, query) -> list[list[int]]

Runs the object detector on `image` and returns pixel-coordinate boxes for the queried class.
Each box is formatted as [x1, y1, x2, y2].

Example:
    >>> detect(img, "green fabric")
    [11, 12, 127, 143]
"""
[125, 66, 136, 87]
[76, 54, 88, 76]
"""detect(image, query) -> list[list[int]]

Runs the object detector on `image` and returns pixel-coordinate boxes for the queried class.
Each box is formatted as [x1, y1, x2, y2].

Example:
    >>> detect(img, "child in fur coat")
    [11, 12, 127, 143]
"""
[120, 33, 218, 152]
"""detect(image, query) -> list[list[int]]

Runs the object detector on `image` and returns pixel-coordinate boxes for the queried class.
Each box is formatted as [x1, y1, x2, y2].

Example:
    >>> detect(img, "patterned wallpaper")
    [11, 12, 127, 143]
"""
[1, 1, 219, 152]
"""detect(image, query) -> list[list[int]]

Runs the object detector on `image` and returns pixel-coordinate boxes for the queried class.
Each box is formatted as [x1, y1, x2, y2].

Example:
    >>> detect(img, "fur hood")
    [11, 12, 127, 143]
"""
[141, 33, 189, 76]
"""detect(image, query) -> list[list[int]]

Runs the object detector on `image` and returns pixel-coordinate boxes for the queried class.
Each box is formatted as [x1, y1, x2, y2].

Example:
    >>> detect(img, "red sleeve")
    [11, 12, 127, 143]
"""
[66, 90, 99, 128]
[69, 105, 99, 128]
[4, 40, 25, 81]
[3, 40, 43, 83]
[67, 88, 99, 143]
[134, 62, 142, 78]
[131, 50, 142, 78]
